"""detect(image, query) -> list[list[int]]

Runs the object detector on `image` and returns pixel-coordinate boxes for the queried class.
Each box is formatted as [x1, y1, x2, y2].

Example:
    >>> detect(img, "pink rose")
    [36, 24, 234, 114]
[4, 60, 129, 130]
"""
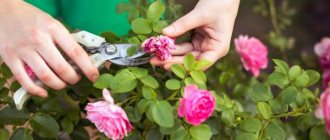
[85, 89, 133, 140]
[178, 84, 215, 126]
[314, 37, 330, 69]
[234, 35, 268, 77]
[24, 64, 37, 80]
[141, 35, 176, 61]
[315, 88, 330, 134]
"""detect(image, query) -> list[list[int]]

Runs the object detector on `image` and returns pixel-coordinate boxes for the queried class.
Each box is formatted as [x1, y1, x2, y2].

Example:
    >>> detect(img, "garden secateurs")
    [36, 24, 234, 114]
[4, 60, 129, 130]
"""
[13, 31, 151, 110]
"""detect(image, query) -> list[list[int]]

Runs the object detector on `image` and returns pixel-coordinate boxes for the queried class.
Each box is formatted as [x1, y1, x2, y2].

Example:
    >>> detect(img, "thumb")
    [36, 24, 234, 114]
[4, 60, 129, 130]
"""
[162, 10, 205, 37]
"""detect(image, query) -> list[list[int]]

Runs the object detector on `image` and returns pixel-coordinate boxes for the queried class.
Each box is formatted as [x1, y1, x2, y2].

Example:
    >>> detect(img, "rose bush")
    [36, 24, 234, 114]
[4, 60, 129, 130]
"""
[0, 0, 328, 140]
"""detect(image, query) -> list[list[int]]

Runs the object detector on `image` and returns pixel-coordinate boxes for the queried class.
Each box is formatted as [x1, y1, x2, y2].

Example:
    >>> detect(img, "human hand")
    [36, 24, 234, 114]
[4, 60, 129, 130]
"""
[0, 0, 99, 97]
[150, 0, 240, 70]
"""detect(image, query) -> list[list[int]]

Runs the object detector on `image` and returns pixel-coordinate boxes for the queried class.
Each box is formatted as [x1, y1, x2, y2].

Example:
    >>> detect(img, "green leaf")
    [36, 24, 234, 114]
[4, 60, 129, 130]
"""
[166, 79, 181, 90]
[128, 8, 140, 23]
[265, 123, 286, 140]
[281, 86, 298, 104]
[125, 106, 142, 123]
[0, 87, 9, 98]
[9, 128, 33, 140]
[310, 125, 330, 140]
[140, 75, 159, 89]
[60, 117, 74, 134]
[30, 113, 60, 138]
[146, 125, 164, 140]
[190, 70, 206, 84]
[129, 67, 148, 78]
[153, 20, 168, 33]
[257, 102, 272, 119]
[110, 69, 137, 93]
[128, 37, 141, 44]
[288, 65, 302, 81]
[147, 0, 165, 21]
[159, 120, 181, 135]
[170, 126, 190, 140]
[151, 100, 174, 128]
[136, 99, 152, 114]
[272, 59, 289, 74]
[0, 129, 9, 140]
[239, 118, 262, 133]
[267, 72, 289, 88]
[93, 74, 113, 89]
[221, 109, 235, 126]
[171, 64, 186, 79]
[127, 45, 138, 57]
[249, 83, 273, 102]
[138, 35, 148, 42]
[70, 126, 89, 140]
[0, 78, 5, 90]
[184, 77, 196, 85]
[211, 92, 224, 112]
[294, 72, 309, 88]
[268, 99, 288, 114]
[194, 60, 211, 70]
[0, 106, 30, 125]
[235, 132, 258, 140]
[100, 31, 120, 43]
[1, 63, 13, 79]
[183, 54, 195, 71]
[306, 70, 320, 86]
[189, 125, 212, 140]
[131, 18, 152, 34]
[142, 85, 158, 99]
[297, 112, 319, 131]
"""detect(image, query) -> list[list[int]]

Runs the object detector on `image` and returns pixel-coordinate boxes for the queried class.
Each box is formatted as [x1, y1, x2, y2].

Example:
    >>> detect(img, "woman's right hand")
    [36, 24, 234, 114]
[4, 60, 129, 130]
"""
[0, 0, 99, 97]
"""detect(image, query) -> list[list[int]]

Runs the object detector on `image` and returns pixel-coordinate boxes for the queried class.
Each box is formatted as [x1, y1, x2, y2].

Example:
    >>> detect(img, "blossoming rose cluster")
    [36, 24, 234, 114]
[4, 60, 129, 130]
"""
[141, 35, 176, 61]
[85, 89, 133, 140]
[314, 37, 330, 135]
[314, 37, 330, 87]
[178, 84, 215, 126]
[85, 85, 215, 139]
[234, 35, 268, 77]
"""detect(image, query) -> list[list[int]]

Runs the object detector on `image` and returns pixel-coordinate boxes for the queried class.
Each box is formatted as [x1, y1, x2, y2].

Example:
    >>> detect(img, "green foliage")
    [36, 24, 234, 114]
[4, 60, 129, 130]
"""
[0, 1, 325, 140]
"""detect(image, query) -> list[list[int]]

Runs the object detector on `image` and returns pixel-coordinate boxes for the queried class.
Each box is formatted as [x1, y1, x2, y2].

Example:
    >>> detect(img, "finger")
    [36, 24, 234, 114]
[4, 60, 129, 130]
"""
[36, 36, 80, 84]
[5, 58, 47, 97]
[162, 9, 206, 37]
[22, 51, 66, 90]
[150, 56, 166, 66]
[170, 42, 194, 55]
[199, 41, 230, 67]
[50, 22, 99, 82]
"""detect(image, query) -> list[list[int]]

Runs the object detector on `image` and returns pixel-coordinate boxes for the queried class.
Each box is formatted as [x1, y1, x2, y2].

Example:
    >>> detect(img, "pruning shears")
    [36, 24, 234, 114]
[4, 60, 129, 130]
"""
[13, 31, 150, 110]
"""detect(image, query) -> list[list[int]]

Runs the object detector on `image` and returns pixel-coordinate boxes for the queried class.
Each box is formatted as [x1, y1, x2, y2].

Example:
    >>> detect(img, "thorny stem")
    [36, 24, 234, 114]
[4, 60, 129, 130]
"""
[117, 96, 138, 106]
[267, 0, 281, 36]
[258, 120, 270, 140]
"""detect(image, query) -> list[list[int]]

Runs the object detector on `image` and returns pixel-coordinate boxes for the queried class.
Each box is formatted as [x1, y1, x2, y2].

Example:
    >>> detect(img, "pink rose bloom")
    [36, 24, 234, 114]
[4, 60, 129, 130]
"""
[234, 35, 268, 77]
[85, 89, 133, 140]
[178, 84, 215, 126]
[141, 35, 176, 61]
[315, 88, 330, 134]
[314, 37, 330, 69]
[24, 64, 37, 80]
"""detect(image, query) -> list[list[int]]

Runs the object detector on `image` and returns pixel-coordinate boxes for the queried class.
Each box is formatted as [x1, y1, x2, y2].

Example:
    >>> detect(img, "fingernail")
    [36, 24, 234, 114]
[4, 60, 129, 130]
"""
[164, 25, 175, 34]
[39, 91, 48, 98]
[91, 75, 98, 82]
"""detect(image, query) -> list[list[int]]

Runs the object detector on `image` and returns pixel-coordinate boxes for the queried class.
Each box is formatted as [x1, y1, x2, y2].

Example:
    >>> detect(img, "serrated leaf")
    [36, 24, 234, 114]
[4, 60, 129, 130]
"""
[194, 60, 211, 70]
[267, 72, 289, 88]
[131, 18, 152, 34]
[257, 102, 272, 119]
[60, 117, 74, 134]
[250, 83, 273, 102]
[142, 85, 157, 99]
[265, 123, 286, 140]
[166, 79, 181, 90]
[171, 64, 186, 79]
[306, 70, 320, 86]
[239, 118, 262, 133]
[272, 59, 289, 74]
[93, 74, 113, 89]
[151, 101, 174, 128]
[288, 65, 302, 81]
[189, 125, 212, 140]
[153, 20, 168, 33]
[183, 54, 195, 71]
[147, 0, 165, 21]
[190, 70, 206, 84]
[30, 113, 60, 138]
[140, 75, 159, 89]
[9, 128, 33, 140]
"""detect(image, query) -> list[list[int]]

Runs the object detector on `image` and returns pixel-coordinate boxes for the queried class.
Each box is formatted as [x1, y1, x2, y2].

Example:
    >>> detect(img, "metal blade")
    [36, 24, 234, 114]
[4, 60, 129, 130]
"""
[110, 57, 151, 66]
